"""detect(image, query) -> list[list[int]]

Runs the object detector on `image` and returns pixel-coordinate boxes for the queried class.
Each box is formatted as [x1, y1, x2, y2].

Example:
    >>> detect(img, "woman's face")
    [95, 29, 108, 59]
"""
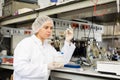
[36, 21, 53, 41]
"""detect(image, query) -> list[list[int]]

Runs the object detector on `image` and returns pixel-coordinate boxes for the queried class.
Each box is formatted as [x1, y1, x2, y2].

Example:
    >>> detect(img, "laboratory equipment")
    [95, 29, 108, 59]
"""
[54, 52, 64, 63]
[72, 40, 87, 58]
[96, 61, 120, 75]
[0, 27, 32, 55]
[0, 18, 103, 55]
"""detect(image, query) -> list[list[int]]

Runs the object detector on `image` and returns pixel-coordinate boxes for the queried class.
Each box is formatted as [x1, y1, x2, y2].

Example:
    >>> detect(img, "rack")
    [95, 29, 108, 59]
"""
[0, 0, 116, 26]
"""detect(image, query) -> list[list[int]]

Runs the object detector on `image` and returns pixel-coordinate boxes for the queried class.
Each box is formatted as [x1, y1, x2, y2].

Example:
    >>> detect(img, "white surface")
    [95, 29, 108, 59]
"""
[97, 61, 120, 75]
[52, 67, 120, 80]
[1, 65, 120, 79]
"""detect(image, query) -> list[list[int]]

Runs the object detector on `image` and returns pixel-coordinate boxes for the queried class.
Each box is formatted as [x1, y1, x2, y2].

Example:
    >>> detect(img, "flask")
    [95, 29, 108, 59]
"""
[54, 52, 64, 63]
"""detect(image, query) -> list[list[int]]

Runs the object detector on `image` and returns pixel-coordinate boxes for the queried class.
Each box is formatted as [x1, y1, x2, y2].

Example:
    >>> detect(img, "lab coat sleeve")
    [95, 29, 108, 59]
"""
[13, 40, 48, 78]
[61, 41, 76, 64]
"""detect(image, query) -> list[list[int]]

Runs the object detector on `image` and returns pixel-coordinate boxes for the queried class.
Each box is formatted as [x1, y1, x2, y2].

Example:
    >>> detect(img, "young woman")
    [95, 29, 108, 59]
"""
[13, 15, 75, 80]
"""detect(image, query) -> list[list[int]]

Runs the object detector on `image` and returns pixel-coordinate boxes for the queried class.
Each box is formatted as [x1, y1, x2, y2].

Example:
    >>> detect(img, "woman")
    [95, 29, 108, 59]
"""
[13, 15, 75, 80]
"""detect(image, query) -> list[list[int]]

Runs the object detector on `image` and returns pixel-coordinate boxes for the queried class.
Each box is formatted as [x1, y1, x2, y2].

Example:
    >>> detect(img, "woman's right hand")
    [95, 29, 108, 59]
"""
[48, 62, 64, 70]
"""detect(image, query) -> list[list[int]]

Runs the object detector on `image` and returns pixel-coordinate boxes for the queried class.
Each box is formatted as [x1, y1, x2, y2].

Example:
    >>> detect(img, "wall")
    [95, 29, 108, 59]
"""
[0, 0, 4, 17]
[103, 23, 120, 36]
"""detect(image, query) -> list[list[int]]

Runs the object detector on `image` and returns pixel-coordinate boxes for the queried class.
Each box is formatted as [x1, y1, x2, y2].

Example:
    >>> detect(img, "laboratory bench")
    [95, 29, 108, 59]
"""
[51, 67, 120, 80]
[0, 64, 120, 80]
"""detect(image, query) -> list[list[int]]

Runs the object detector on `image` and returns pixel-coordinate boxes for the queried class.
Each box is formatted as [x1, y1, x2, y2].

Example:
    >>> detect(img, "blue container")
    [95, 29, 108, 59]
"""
[64, 64, 81, 68]
[50, 0, 58, 2]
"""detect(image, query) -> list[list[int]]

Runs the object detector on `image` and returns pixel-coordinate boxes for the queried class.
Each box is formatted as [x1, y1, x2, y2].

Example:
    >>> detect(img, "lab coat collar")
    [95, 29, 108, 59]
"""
[31, 35, 47, 46]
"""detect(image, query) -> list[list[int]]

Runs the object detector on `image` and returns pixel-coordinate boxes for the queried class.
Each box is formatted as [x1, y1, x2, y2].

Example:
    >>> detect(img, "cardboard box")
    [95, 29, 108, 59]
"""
[37, 0, 51, 9]
[3, 1, 39, 17]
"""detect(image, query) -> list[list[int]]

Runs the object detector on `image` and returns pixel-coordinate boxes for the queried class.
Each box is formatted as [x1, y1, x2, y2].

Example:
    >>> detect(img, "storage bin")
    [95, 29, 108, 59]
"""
[37, 0, 51, 9]
[3, 1, 39, 17]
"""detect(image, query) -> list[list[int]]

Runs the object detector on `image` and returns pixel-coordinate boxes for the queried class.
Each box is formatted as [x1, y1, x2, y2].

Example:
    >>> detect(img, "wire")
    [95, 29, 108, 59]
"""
[91, 0, 107, 16]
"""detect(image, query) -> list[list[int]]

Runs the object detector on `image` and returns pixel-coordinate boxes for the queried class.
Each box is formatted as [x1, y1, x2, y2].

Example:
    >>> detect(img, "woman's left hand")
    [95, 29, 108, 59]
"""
[65, 27, 73, 42]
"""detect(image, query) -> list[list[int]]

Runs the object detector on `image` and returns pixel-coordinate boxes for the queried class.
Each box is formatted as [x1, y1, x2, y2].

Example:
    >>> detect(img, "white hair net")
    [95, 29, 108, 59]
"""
[32, 15, 53, 34]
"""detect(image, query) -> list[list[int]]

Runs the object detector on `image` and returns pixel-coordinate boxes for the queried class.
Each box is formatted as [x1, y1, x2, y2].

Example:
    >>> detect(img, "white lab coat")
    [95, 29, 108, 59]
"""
[13, 35, 75, 80]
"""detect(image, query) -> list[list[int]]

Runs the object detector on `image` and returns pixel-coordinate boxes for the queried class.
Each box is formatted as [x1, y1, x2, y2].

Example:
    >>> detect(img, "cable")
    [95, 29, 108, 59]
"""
[0, 33, 3, 45]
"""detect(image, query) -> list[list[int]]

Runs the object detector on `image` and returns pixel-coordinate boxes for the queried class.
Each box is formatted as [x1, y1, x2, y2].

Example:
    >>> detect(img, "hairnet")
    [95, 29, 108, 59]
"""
[32, 15, 53, 34]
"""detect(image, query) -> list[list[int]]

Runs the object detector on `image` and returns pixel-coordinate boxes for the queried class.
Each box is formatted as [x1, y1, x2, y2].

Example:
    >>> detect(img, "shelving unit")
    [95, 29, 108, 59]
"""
[0, 0, 116, 26]
[102, 35, 120, 39]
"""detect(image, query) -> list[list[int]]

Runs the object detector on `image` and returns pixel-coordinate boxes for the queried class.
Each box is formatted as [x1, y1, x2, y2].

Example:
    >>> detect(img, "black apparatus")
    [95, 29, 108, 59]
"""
[0, 32, 11, 55]
[72, 40, 87, 58]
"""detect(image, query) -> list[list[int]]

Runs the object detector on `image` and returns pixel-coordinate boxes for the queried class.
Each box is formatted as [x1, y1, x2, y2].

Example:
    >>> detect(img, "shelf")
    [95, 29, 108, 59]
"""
[0, 65, 13, 70]
[0, 0, 116, 25]
[102, 35, 120, 39]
